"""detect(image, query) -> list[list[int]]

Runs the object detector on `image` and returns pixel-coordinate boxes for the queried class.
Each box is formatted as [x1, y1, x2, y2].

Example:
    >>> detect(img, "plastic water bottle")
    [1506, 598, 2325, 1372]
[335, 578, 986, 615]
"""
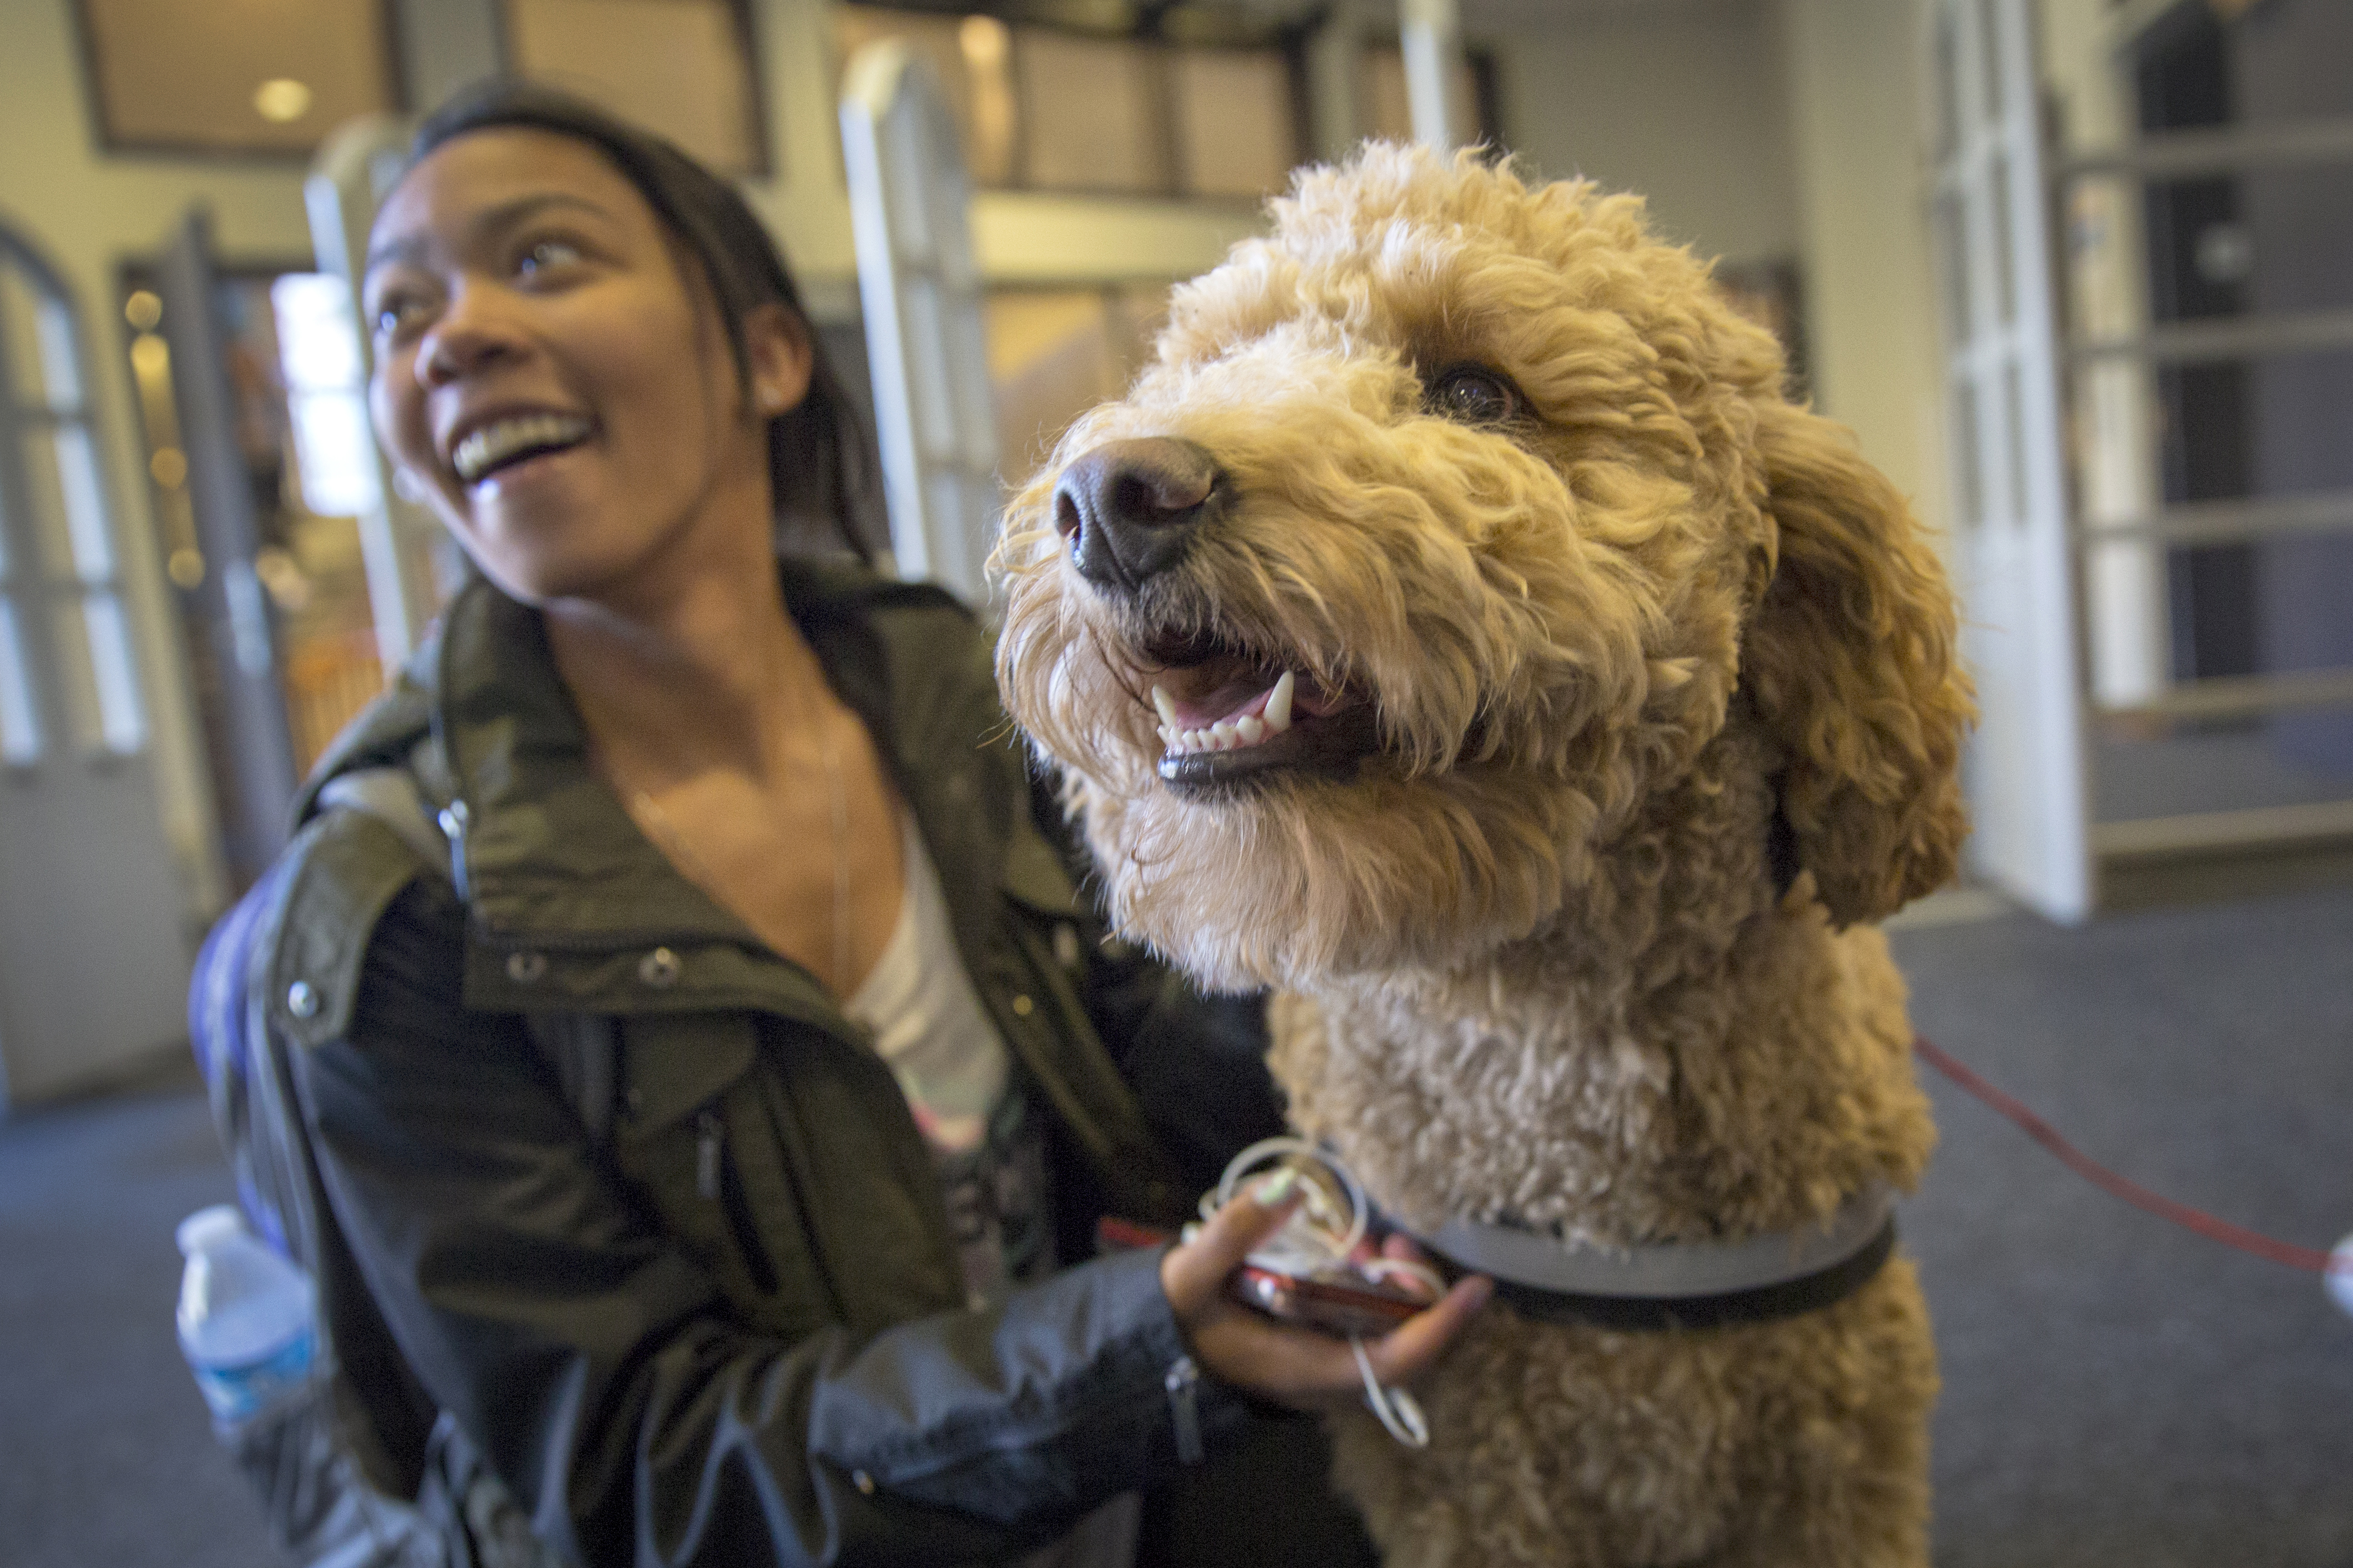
[175, 1205, 316, 1426]
[2329, 1232, 2353, 1321]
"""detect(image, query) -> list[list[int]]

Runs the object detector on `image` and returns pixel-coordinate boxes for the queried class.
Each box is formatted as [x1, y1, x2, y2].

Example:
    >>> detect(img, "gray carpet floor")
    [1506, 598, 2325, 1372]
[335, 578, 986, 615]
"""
[2, 883, 2348, 1568]
[1892, 881, 2353, 1568]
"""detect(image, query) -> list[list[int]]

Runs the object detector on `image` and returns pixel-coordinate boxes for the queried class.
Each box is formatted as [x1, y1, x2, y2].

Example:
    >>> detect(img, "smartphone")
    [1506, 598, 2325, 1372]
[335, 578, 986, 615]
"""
[1229, 1263, 1428, 1337]
[1094, 1215, 1432, 1338]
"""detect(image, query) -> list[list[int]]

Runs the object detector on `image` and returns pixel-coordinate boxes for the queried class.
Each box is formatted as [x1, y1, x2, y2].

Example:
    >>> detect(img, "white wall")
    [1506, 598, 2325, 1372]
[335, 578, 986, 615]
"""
[1775, 0, 1951, 542]
[1480, 0, 1802, 265]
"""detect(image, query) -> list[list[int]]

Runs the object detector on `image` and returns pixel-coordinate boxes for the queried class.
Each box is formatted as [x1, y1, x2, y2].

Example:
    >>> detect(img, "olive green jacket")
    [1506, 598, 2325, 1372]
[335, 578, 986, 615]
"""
[265, 561, 1353, 1567]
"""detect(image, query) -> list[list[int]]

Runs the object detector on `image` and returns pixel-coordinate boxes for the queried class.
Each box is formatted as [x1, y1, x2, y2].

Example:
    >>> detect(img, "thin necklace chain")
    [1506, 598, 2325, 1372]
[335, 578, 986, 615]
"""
[627, 714, 853, 998]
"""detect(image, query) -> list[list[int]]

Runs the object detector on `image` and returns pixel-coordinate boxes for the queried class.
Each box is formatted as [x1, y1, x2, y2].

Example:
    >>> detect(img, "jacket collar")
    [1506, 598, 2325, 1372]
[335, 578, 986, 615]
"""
[311, 559, 1052, 1001]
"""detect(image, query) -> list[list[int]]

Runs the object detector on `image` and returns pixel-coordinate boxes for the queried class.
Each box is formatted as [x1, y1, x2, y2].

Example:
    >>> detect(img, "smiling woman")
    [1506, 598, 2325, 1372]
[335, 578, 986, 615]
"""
[201, 82, 1485, 1568]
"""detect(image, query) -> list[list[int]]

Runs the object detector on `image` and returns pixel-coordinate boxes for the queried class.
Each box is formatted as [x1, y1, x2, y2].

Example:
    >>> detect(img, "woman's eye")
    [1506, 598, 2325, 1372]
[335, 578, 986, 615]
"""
[517, 240, 584, 278]
[1428, 366, 1521, 425]
[371, 296, 426, 340]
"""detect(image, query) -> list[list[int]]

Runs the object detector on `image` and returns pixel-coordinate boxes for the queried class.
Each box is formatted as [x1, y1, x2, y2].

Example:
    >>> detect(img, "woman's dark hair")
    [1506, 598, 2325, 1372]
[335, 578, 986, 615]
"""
[410, 82, 876, 559]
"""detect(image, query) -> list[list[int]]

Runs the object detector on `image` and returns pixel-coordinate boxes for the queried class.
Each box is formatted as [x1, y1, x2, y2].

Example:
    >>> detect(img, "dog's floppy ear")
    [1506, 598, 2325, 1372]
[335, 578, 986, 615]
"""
[1740, 400, 1974, 926]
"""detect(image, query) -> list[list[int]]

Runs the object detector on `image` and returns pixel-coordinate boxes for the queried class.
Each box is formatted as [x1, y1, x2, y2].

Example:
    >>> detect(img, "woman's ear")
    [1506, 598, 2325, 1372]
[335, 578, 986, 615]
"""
[744, 302, 815, 420]
[1740, 400, 1976, 926]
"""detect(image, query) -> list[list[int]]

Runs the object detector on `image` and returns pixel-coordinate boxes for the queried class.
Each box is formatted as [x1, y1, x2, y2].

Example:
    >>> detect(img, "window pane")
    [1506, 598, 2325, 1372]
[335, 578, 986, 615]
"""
[51, 425, 115, 581]
[1016, 30, 1166, 194]
[79, 591, 146, 754]
[47, 591, 105, 755]
[284, 626, 379, 777]
[0, 602, 41, 765]
[77, 0, 397, 154]
[507, 0, 764, 175]
[285, 393, 382, 519]
[986, 284, 1169, 484]
[34, 296, 85, 412]
[1950, 373, 1983, 530]
[1, 265, 53, 412]
[0, 275, 93, 418]
[989, 291, 1119, 476]
[1171, 48, 1298, 199]
[19, 431, 95, 583]
[270, 274, 365, 392]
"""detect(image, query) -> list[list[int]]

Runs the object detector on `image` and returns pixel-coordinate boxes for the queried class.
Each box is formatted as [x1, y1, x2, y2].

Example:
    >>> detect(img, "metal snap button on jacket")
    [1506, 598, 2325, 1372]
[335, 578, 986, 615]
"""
[638, 947, 682, 987]
[286, 980, 320, 1019]
[505, 951, 547, 984]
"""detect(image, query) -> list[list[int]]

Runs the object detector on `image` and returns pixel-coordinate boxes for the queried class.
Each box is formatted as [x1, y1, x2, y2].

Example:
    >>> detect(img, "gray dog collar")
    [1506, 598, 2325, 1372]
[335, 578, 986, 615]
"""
[1414, 1182, 1898, 1331]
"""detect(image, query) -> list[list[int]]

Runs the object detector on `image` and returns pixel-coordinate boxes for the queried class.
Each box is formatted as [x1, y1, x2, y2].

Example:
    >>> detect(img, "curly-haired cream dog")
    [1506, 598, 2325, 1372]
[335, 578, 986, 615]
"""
[993, 144, 1971, 1567]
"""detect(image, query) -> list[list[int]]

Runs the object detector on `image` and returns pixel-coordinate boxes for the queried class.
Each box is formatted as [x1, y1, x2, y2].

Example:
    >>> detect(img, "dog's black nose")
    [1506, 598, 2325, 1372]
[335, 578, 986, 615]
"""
[1054, 438, 1220, 591]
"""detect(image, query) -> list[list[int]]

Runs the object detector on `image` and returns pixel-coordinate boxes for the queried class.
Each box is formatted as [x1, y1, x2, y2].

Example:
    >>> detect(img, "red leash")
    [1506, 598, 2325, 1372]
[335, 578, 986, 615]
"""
[1911, 1035, 2347, 1277]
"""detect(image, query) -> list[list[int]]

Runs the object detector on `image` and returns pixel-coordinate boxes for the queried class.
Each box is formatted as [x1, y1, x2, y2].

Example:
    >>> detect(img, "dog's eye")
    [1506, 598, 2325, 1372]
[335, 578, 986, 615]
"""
[1426, 366, 1521, 426]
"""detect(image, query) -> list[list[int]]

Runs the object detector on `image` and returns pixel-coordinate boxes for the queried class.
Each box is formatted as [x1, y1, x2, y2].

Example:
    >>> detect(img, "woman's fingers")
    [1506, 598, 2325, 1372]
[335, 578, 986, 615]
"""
[1159, 1171, 1492, 1409]
[1355, 1275, 1492, 1386]
[1158, 1173, 1303, 1321]
[1173, 1272, 1494, 1408]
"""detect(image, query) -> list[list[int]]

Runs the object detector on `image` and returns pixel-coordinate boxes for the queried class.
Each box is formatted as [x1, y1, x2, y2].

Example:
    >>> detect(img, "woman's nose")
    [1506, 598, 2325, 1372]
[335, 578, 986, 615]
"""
[415, 285, 522, 387]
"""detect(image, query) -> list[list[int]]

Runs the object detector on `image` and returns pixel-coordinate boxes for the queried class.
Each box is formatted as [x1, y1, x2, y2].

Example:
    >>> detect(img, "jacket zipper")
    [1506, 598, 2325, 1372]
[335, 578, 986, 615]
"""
[1163, 1354, 1204, 1465]
[695, 1109, 725, 1200]
[696, 1107, 783, 1295]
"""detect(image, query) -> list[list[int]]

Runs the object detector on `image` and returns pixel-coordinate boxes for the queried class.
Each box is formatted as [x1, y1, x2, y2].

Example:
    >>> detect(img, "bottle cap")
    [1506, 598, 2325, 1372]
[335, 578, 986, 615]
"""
[176, 1205, 247, 1258]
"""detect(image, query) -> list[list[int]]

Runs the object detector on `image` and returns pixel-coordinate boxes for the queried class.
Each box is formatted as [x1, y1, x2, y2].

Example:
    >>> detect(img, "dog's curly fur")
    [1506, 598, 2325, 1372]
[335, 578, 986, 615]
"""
[993, 145, 1973, 1567]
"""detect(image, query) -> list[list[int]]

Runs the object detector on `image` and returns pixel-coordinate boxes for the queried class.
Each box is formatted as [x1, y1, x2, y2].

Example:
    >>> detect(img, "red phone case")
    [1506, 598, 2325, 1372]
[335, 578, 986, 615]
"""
[1229, 1263, 1426, 1337]
[1094, 1216, 1429, 1337]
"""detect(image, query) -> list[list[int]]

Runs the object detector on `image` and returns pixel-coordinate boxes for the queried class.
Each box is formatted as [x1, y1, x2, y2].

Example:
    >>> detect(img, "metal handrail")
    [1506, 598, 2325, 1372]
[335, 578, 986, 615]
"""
[2061, 116, 2353, 181]
[2093, 668, 2353, 723]
[2074, 488, 2353, 547]
[2071, 308, 2353, 365]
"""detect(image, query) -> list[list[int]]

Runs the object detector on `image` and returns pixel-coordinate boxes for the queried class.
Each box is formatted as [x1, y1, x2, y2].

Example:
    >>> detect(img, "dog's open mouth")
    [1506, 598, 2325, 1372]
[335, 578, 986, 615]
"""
[1140, 630, 1381, 793]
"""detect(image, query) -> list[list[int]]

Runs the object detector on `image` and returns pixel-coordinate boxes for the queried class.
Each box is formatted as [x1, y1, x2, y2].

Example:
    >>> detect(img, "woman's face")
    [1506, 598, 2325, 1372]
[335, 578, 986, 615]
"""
[362, 128, 809, 603]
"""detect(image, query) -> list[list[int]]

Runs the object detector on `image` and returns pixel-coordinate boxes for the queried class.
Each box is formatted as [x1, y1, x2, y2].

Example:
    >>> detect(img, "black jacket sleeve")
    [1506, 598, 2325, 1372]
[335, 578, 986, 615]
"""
[291, 881, 1214, 1568]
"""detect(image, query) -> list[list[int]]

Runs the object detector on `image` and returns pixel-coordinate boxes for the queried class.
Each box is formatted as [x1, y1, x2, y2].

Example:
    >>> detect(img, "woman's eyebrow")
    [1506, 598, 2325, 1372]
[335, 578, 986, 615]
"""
[365, 191, 616, 276]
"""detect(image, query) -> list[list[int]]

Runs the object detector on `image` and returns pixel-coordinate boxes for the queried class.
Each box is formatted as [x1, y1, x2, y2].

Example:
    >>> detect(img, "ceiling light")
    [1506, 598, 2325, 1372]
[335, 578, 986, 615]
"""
[253, 79, 313, 124]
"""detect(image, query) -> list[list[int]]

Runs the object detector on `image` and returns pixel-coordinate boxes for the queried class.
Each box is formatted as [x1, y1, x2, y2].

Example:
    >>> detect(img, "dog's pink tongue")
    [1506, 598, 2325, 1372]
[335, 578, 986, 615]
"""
[1168, 674, 1273, 729]
[1163, 668, 1342, 729]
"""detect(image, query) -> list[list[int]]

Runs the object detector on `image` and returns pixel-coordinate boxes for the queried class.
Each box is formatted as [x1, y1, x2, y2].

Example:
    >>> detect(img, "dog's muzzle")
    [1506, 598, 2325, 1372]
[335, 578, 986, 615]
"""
[1054, 437, 1222, 593]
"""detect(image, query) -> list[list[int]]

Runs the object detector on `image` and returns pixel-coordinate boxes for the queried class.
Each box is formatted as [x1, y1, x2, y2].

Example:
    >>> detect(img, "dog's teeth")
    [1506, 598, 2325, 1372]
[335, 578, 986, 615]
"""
[1266, 671, 1295, 731]
[1151, 686, 1180, 728]
[1211, 720, 1237, 748]
[1157, 723, 1175, 745]
[1183, 728, 1206, 752]
[1237, 715, 1266, 744]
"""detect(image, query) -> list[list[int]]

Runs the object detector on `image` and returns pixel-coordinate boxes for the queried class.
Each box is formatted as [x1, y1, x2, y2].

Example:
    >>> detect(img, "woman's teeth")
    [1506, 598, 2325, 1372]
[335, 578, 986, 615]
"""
[1155, 669, 1296, 756]
[453, 413, 593, 483]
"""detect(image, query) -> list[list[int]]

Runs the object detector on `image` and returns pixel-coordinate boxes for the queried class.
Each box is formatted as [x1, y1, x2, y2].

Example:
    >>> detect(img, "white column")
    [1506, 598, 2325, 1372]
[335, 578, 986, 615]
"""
[306, 114, 443, 673]
[1399, 0, 1464, 155]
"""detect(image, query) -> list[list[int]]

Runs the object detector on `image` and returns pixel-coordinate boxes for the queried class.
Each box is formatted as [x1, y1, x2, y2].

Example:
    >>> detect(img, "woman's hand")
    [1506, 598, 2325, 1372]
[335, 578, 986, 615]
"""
[1158, 1179, 1492, 1409]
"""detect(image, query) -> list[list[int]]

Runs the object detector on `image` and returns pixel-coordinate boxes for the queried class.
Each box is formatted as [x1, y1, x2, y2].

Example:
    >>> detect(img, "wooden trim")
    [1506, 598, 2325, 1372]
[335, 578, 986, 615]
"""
[2093, 799, 2353, 860]
[2062, 116, 2353, 181]
[2072, 307, 2353, 366]
[2074, 487, 2353, 547]
[2093, 668, 2353, 723]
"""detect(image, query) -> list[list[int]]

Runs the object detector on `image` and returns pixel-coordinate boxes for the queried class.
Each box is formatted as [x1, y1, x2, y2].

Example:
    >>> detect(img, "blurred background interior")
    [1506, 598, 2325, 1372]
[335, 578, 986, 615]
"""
[0, 0, 2346, 1564]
